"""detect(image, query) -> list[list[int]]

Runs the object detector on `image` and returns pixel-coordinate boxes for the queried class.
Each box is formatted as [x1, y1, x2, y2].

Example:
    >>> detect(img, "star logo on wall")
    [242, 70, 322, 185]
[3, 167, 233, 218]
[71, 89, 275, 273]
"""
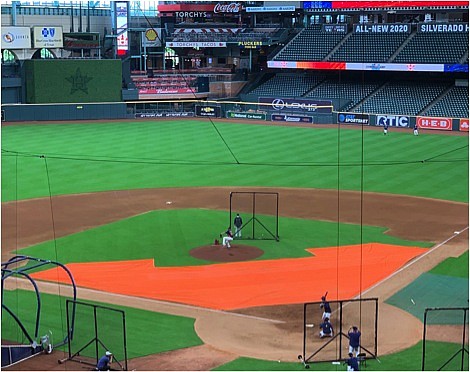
[65, 68, 93, 94]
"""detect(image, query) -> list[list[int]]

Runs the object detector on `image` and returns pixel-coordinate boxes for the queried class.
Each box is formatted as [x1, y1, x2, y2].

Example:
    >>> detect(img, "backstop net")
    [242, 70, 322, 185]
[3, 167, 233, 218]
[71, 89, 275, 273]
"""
[229, 191, 279, 241]
[300, 297, 378, 366]
[64, 300, 128, 371]
[422, 307, 469, 371]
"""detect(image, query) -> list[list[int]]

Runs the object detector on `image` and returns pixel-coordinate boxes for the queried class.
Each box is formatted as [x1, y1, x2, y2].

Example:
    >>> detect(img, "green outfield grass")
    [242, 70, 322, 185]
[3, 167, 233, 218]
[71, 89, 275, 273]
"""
[2, 120, 468, 202]
[17, 209, 431, 268]
[1, 289, 202, 359]
[214, 340, 469, 371]
[429, 250, 469, 278]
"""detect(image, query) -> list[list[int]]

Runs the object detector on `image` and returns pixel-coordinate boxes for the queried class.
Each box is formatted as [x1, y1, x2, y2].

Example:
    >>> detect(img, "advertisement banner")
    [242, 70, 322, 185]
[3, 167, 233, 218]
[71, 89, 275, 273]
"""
[246, 6, 295, 12]
[238, 41, 263, 49]
[63, 32, 100, 49]
[459, 118, 469, 132]
[115, 1, 129, 55]
[377, 115, 410, 127]
[322, 24, 347, 33]
[226, 111, 266, 120]
[196, 105, 221, 118]
[139, 88, 195, 94]
[33, 26, 63, 48]
[142, 28, 162, 47]
[135, 112, 195, 118]
[354, 23, 411, 33]
[166, 41, 227, 48]
[338, 112, 369, 125]
[419, 22, 469, 33]
[271, 114, 313, 123]
[1, 27, 31, 49]
[259, 97, 332, 113]
[417, 116, 452, 130]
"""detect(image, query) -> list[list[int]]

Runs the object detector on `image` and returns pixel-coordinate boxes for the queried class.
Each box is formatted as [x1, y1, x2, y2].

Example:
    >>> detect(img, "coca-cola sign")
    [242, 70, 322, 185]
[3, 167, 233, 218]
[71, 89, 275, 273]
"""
[214, 2, 241, 13]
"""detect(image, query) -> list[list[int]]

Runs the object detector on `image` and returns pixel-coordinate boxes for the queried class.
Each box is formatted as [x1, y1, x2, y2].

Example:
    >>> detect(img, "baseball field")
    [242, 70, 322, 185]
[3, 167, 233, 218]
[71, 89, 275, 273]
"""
[1, 118, 468, 370]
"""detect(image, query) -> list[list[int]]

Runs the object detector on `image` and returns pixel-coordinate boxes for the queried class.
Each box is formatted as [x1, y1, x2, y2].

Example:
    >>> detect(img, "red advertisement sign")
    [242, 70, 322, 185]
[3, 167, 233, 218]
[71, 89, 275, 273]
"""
[459, 118, 469, 132]
[417, 116, 452, 131]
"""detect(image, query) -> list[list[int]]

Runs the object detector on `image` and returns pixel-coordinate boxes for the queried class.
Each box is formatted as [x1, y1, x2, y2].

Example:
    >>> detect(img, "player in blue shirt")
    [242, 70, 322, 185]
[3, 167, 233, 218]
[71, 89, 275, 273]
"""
[348, 326, 361, 356]
[319, 317, 334, 338]
[320, 295, 331, 321]
[345, 352, 359, 371]
[96, 351, 113, 371]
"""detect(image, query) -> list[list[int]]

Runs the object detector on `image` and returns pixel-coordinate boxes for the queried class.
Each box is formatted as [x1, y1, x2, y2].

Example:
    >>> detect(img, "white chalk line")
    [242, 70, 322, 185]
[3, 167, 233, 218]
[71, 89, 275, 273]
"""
[359, 225, 469, 298]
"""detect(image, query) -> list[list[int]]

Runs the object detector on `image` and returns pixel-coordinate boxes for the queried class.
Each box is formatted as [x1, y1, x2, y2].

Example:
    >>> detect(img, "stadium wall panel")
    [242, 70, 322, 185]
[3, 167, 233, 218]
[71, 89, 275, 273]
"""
[1, 103, 127, 122]
[24, 60, 122, 104]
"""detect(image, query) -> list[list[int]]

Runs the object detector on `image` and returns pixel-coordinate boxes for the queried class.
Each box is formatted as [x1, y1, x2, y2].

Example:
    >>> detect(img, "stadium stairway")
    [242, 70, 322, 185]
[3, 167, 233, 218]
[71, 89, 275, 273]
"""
[389, 29, 417, 63]
[325, 32, 353, 61]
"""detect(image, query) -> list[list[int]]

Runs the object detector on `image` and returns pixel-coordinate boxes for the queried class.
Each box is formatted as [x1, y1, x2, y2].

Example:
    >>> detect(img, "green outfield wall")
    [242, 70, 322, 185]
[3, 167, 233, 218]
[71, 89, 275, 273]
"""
[24, 59, 122, 104]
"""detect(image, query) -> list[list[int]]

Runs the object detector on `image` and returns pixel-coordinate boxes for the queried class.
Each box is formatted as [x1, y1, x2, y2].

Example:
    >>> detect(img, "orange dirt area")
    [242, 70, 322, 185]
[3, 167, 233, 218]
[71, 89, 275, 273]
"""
[31, 243, 426, 310]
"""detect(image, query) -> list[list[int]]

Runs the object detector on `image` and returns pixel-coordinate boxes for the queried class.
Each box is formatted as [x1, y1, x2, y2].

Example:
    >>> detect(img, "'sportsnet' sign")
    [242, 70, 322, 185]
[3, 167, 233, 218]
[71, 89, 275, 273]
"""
[338, 112, 369, 125]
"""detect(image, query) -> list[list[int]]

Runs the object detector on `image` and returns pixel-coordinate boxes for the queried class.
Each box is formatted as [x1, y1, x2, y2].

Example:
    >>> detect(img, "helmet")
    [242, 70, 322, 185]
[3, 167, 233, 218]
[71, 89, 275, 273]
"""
[105, 351, 112, 356]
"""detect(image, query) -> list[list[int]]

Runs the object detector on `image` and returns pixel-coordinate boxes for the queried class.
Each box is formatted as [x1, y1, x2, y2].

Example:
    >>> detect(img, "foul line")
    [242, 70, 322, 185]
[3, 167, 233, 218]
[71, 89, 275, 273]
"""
[359, 226, 469, 298]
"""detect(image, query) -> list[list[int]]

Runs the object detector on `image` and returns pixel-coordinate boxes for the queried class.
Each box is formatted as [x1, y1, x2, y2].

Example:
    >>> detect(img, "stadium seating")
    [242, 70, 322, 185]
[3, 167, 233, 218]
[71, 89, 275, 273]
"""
[305, 77, 384, 111]
[352, 80, 451, 115]
[393, 32, 469, 63]
[328, 33, 409, 63]
[273, 24, 347, 61]
[247, 72, 325, 97]
[422, 86, 469, 118]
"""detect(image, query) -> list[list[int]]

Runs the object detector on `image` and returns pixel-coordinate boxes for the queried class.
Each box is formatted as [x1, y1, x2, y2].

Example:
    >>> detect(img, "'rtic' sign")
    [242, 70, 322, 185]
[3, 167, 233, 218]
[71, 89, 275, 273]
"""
[417, 116, 452, 131]
[377, 115, 409, 127]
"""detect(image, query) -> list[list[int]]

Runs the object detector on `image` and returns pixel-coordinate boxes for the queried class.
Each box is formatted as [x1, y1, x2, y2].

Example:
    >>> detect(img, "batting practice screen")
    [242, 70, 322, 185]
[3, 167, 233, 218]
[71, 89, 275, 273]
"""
[300, 297, 378, 365]
[229, 191, 279, 241]
[65, 300, 128, 370]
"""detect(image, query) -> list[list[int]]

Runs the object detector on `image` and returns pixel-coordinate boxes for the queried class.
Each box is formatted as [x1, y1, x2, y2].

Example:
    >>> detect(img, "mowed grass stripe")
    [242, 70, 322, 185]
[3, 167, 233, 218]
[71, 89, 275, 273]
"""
[2, 121, 468, 201]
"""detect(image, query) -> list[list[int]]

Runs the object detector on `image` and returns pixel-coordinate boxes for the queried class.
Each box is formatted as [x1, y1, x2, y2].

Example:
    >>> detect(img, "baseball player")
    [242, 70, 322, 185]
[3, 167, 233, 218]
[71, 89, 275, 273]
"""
[320, 295, 331, 321]
[96, 351, 113, 371]
[220, 227, 233, 248]
[383, 123, 388, 135]
[319, 317, 334, 338]
[413, 123, 419, 136]
[345, 352, 359, 371]
[348, 326, 361, 357]
[234, 213, 243, 238]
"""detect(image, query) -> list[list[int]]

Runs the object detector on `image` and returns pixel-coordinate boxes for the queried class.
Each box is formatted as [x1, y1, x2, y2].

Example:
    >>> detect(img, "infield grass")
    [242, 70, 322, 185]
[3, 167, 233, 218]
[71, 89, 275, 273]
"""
[2, 120, 468, 202]
[17, 209, 431, 268]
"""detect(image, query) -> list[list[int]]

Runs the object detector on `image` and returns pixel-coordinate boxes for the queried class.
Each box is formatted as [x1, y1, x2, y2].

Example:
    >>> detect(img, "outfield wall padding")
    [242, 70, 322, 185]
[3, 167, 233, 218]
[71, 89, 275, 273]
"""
[1, 102, 127, 122]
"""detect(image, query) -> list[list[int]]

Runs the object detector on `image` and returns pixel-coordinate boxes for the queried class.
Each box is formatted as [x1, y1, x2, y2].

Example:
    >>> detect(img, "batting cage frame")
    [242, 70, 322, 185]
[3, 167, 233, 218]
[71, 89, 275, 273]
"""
[229, 191, 279, 241]
[61, 299, 128, 371]
[1, 255, 77, 368]
[298, 297, 378, 368]
[422, 307, 469, 371]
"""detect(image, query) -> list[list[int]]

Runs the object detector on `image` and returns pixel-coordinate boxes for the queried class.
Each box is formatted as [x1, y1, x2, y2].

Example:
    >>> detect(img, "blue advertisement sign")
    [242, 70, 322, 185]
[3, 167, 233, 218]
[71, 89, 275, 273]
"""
[337, 112, 369, 125]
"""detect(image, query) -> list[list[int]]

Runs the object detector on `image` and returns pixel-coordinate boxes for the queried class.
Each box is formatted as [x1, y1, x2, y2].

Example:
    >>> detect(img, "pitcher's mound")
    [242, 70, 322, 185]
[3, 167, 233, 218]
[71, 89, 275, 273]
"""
[190, 244, 264, 262]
